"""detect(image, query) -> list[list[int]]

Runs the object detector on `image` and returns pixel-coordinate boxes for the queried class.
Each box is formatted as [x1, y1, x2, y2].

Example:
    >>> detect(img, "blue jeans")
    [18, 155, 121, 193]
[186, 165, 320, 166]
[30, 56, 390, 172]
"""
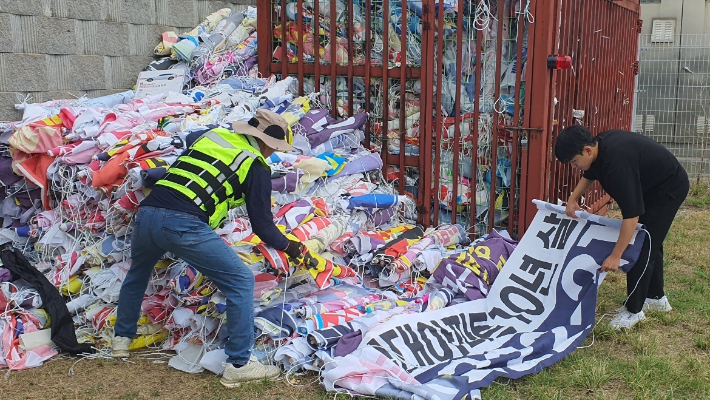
[115, 206, 254, 365]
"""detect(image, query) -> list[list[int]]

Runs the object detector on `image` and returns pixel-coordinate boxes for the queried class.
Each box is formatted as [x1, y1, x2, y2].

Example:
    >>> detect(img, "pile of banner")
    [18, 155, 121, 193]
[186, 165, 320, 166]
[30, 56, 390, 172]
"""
[0, 4, 648, 399]
[0, 5, 512, 381]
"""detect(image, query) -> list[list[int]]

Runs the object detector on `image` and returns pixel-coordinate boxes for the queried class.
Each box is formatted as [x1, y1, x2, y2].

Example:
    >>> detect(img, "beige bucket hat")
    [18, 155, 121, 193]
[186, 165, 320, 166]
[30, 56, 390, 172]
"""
[232, 109, 294, 152]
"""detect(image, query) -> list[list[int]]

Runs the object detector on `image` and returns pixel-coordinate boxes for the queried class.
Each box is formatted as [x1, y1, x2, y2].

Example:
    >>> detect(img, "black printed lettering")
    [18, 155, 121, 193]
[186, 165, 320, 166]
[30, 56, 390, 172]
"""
[458, 312, 488, 342]
[472, 323, 507, 340]
[417, 322, 453, 362]
[498, 326, 517, 336]
[440, 315, 477, 354]
[536, 226, 555, 249]
[395, 325, 435, 366]
[543, 213, 562, 225]
[551, 219, 578, 249]
[488, 306, 531, 324]
[538, 263, 560, 295]
[501, 286, 545, 318]
[510, 272, 545, 294]
[536, 213, 563, 248]
[520, 254, 553, 276]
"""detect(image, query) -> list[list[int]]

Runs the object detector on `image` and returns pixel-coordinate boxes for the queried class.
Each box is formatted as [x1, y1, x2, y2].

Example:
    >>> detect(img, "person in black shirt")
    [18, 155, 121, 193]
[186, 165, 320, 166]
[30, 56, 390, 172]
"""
[555, 126, 689, 330]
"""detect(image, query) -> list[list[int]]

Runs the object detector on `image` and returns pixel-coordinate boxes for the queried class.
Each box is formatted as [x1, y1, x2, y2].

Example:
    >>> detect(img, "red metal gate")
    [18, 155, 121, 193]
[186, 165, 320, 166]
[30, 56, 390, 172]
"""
[256, 0, 640, 237]
[547, 0, 641, 219]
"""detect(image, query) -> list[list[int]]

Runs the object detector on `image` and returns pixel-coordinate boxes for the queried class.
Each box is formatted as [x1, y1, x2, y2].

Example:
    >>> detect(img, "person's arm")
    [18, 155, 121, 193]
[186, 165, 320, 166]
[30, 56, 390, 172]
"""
[566, 177, 595, 217]
[601, 216, 639, 272]
[598, 167, 644, 272]
[243, 163, 290, 251]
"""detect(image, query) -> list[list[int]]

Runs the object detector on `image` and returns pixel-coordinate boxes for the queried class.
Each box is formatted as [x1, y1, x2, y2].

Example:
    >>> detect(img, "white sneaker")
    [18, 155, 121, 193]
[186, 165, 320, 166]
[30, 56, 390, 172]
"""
[643, 296, 672, 312]
[220, 355, 280, 388]
[111, 336, 132, 358]
[609, 308, 646, 330]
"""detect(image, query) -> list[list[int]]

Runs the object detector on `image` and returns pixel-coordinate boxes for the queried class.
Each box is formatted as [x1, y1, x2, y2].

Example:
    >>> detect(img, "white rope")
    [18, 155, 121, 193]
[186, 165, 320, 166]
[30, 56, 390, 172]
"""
[516, 0, 535, 23]
[474, 0, 496, 31]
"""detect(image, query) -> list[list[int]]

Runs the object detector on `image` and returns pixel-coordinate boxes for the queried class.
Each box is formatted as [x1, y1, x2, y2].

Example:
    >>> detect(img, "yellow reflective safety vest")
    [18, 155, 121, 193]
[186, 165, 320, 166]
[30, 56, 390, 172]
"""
[155, 128, 268, 228]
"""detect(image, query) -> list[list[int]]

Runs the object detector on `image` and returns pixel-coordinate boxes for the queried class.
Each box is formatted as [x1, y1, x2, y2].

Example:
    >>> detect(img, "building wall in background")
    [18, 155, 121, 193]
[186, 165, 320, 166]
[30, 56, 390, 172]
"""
[636, 1, 710, 179]
[0, 0, 256, 121]
[640, 0, 710, 35]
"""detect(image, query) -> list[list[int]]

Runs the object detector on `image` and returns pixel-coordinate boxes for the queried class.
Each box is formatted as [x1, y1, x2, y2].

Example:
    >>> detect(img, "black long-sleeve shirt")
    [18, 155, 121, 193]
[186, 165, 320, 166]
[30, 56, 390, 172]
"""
[582, 130, 688, 219]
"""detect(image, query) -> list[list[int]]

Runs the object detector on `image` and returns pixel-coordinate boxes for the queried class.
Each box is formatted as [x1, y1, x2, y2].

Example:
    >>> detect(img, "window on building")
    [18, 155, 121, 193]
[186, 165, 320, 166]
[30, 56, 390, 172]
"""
[651, 19, 675, 43]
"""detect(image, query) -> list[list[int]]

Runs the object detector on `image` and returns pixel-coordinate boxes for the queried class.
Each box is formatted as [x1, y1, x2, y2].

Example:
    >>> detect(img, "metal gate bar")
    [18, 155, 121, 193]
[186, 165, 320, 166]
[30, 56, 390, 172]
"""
[430, 0, 445, 228]
[517, 0, 555, 234]
[468, 3, 484, 231]
[421, 0, 435, 226]
[487, 0, 503, 230]
[503, 0, 528, 234]
[448, 0, 464, 226]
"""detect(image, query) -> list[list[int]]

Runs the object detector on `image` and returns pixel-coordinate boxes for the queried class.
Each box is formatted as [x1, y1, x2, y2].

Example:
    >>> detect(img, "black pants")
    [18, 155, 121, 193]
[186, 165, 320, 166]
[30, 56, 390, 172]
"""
[625, 180, 689, 313]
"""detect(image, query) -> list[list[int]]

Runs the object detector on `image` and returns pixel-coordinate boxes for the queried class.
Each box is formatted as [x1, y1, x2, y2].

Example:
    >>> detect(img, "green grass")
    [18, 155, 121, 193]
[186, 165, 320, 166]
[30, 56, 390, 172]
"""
[685, 182, 710, 208]
[1, 191, 709, 400]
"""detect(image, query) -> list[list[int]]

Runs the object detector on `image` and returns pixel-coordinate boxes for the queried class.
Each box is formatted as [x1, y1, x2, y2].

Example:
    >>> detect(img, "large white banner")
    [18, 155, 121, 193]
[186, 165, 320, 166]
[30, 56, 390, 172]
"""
[324, 200, 647, 399]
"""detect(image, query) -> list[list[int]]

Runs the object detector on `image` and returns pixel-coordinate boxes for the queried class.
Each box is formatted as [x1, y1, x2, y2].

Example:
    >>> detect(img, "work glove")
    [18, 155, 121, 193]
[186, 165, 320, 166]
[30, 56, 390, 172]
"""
[283, 240, 305, 259]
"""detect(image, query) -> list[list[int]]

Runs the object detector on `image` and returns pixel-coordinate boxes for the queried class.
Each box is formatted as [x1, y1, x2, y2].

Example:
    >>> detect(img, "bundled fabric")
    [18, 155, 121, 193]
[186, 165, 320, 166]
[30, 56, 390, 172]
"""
[346, 225, 415, 256]
[368, 226, 425, 274]
[307, 324, 353, 350]
[0, 247, 93, 355]
[432, 230, 517, 300]
[346, 194, 401, 211]
[298, 306, 366, 336]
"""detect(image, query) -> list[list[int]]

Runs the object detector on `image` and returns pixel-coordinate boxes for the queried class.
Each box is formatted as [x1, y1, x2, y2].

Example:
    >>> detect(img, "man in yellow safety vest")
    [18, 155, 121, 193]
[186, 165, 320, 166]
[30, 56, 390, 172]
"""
[112, 110, 304, 387]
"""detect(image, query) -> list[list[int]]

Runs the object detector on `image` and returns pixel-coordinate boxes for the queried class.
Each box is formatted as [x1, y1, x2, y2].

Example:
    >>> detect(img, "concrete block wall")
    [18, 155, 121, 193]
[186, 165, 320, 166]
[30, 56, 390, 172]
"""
[0, 0, 256, 121]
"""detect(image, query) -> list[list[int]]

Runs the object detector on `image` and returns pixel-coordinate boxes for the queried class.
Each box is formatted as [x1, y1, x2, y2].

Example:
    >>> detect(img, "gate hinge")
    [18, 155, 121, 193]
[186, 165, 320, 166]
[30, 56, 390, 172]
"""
[632, 61, 639, 75]
[636, 19, 643, 33]
[416, 205, 428, 215]
[422, 4, 430, 14]
[423, 22, 431, 31]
